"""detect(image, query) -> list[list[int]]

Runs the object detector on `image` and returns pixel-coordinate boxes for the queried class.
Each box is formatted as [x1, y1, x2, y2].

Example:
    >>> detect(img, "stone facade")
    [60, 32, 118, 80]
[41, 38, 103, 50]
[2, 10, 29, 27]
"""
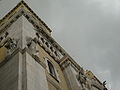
[0, 1, 108, 90]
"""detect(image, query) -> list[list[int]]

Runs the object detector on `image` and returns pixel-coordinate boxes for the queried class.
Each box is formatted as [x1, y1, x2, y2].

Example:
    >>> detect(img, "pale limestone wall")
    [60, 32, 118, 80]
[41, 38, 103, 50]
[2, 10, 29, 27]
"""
[22, 16, 36, 49]
[24, 52, 49, 90]
[0, 52, 22, 90]
[0, 50, 50, 90]
[63, 64, 82, 90]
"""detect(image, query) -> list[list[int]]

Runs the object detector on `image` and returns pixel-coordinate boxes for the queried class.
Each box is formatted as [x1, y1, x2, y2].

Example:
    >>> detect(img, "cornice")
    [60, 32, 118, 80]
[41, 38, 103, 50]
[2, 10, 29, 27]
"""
[59, 56, 81, 71]
[0, 1, 52, 33]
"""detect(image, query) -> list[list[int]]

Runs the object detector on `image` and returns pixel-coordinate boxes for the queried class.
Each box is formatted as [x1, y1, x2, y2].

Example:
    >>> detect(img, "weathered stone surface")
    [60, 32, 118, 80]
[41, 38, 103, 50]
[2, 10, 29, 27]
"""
[0, 1, 107, 90]
[24, 52, 49, 90]
[0, 52, 22, 90]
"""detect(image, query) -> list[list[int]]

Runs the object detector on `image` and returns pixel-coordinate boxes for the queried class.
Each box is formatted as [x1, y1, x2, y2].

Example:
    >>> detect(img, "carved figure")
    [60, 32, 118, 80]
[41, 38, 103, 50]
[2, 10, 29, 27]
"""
[26, 37, 39, 55]
[4, 38, 18, 55]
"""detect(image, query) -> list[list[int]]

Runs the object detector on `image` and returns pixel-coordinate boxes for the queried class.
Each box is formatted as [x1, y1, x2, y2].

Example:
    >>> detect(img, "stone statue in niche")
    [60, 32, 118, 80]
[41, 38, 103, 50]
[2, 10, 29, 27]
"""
[77, 69, 92, 90]
[4, 38, 18, 55]
[26, 37, 39, 55]
[76, 68, 87, 89]
[0, 32, 9, 43]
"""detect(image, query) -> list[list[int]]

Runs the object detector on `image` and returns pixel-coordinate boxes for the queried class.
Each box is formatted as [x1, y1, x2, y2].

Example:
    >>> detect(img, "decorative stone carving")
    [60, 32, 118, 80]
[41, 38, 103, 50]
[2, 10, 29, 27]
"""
[60, 60, 71, 70]
[0, 32, 9, 43]
[76, 68, 87, 89]
[4, 38, 18, 55]
[26, 37, 39, 55]
[85, 79, 92, 90]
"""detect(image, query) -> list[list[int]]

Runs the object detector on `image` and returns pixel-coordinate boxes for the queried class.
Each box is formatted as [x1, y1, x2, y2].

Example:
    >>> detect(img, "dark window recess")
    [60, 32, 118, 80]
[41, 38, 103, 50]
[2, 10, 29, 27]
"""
[10, 20, 14, 23]
[50, 39, 54, 44]
[41, 30, 44, 34]
[30, 20, 34, 24]
[5, 32, 9, 38]
[54, 51, 58, 56]
[45, 42, 49, 47]
[47, 60, 57, 79]
[39, 27, 43, 31]
[36, 25, 39, 29]
[36, 33, 40, 38]
[21, 11, 24, 14]
[0, 37, 3, 41]
[41, 38, 44, 43]
[16, 15, 20, 19]
[50, 46, 53, 52]
[25, 15, 29, 19]
[55, 45, 58, 49]
[59, 49, 62, 53]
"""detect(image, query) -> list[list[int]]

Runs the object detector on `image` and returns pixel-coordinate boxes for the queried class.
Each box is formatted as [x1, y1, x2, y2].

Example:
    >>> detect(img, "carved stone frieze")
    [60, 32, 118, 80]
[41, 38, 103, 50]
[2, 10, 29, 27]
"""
[60, 60, 71, 70]
[0, 32, 9, 44]
[76, 68, 89, 89]
[4, 38, 18, 55]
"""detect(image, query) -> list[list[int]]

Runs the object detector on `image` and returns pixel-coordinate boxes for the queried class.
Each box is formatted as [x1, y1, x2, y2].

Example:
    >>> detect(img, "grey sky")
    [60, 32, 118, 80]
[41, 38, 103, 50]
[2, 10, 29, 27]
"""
[0, 0, 120, 90]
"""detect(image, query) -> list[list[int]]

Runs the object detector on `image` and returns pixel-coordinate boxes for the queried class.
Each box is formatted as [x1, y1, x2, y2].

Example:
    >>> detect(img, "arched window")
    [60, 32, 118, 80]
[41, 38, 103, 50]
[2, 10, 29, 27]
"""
[44, 57, 60, 82]
[47, 60, 57, 78]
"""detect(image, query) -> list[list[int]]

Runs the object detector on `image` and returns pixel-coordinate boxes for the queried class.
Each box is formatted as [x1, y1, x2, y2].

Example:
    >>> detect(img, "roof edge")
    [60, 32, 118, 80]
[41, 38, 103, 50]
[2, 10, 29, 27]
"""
[0, 1, 52, 33]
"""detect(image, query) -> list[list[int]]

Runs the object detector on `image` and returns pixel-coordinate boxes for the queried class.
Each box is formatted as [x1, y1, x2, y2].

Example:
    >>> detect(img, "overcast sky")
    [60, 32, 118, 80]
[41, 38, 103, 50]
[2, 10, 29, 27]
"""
[0, 0, 120, 90]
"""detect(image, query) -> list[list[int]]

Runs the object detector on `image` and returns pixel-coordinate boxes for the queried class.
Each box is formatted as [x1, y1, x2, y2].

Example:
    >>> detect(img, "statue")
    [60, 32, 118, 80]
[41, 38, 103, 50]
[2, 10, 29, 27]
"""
[4, 38, 18, 55]
[26, 37, 39, 55]
[76, 68, 87, 89]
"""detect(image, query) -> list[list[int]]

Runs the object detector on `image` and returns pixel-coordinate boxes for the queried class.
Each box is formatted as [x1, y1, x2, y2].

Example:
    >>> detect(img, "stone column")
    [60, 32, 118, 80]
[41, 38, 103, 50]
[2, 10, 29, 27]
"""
[60, 60, 82, 90]
[22, 51, 49, 90]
